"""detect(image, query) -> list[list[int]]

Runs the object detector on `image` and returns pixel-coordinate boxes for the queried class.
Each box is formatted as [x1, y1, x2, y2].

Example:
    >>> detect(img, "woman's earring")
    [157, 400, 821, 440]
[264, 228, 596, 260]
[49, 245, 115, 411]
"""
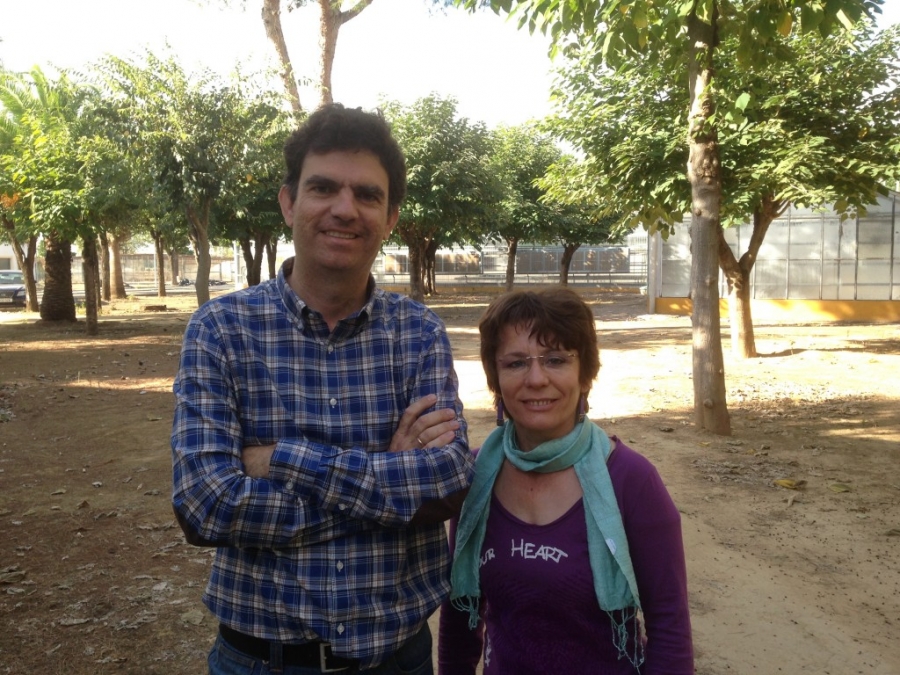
[496, 399, 505, 426]
[577, 395, 586, 424]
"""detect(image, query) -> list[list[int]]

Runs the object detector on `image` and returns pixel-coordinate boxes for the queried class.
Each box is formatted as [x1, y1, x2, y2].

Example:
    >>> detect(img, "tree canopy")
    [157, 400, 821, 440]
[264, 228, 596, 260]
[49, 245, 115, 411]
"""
[456, 0, 885, 434]
[385, 94, 501, 301]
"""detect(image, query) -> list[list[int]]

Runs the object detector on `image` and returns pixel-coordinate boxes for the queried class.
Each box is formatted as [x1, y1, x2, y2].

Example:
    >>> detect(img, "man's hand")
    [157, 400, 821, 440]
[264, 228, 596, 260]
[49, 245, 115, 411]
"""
[389, 394, 461, 452]
[242, 444, 277, 478]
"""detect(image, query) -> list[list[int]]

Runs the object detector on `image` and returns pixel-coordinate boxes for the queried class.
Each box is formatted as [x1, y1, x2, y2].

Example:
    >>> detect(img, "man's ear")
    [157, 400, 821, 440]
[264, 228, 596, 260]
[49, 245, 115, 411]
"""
[278, 185, 295, 229]
[384, 206, 400, 240]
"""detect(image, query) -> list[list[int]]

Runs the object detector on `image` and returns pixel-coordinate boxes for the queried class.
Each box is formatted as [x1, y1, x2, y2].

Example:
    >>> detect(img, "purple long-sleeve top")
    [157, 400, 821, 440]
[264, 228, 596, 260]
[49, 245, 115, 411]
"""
[438, 438, 693, 675]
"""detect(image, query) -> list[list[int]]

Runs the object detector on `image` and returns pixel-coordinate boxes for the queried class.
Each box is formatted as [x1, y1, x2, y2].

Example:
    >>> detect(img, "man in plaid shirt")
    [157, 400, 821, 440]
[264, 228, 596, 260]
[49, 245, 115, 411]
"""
[172, 104, 474, 674]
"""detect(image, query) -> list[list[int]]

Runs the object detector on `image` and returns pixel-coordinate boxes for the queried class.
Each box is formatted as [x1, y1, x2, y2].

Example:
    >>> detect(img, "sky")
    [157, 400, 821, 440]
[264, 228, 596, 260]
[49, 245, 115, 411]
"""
[1, 1, 899, 129]
[0, 0, 556, 129]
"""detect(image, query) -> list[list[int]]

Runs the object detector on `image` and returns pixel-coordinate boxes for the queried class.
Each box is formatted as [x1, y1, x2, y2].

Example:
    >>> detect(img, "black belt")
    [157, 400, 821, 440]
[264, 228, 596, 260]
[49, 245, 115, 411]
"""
[219, 624, 359, 672]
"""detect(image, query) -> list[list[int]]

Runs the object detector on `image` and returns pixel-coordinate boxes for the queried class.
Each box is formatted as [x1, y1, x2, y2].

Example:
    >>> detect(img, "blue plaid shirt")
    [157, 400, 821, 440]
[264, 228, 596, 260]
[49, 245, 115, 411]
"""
[171, 260, 473, 667]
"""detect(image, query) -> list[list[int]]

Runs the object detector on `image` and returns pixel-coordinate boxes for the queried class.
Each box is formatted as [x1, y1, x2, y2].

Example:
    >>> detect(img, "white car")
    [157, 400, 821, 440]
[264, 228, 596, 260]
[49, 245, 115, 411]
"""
[0, 270, 26, 308]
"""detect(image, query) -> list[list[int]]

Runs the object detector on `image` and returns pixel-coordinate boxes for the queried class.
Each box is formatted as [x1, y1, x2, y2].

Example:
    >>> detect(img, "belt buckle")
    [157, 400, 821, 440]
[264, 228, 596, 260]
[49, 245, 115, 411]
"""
[319, 643, 349, 673]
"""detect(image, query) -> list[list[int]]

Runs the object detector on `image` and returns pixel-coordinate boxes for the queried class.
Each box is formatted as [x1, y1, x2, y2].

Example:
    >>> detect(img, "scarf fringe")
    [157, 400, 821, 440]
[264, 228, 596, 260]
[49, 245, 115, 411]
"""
[451, 596, 481, 630]
[608, 606, 646, 672]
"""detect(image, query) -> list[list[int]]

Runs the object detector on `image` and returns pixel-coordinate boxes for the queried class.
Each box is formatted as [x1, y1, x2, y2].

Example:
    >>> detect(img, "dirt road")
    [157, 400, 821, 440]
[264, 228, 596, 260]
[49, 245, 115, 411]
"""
[0, 291, 898, 674]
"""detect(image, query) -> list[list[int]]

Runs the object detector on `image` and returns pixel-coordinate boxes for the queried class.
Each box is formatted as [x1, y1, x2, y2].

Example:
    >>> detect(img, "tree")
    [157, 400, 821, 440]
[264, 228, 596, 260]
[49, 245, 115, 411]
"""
[547, 20, 900, 357]
[487, 124, 561, 290]
[313, 0, 377, 106]
[716, 23, 900, 356]
[0, 193, 39, 312]
[0, 66, 87, 324]
[76, 83, 155, 305]
[545, 205, 619, 286]
[213, 91, 291, 286]
[457, 0, 885, 435]
[103, 54, 278, 306]
[225, 0, 378, 111]
[384, 95, 500, 302]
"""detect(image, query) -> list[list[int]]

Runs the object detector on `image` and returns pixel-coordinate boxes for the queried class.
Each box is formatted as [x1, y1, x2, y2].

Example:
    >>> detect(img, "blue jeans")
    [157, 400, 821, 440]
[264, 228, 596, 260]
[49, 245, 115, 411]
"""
[208, 624, 433, 675]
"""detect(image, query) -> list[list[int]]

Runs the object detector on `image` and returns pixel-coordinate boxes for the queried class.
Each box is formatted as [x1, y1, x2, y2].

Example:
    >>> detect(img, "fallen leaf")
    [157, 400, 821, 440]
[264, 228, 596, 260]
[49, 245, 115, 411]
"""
[58, 617, 90, 626]
[180, 609, 205, 625]
[0, 568, 26, 584]
[773, 479, 806, 490]
[829, 483, 852, 493]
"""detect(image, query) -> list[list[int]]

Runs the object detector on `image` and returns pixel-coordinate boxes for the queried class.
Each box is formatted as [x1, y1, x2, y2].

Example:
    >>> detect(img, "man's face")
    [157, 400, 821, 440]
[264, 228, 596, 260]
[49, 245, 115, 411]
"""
[279, 150, 398, 279]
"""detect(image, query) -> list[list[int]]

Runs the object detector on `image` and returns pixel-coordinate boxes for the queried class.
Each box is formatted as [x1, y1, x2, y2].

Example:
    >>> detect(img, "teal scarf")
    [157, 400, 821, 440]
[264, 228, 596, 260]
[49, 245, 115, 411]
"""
[450, 418, 645, 669]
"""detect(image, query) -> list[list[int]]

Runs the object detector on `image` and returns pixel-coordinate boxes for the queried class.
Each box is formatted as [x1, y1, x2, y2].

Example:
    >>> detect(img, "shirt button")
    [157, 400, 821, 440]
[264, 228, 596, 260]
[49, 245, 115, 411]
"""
[336, 561, 344, 571]
[337, 624, 345, 634]
[338, 504, 346, 511]
[329, 397, 337, 406]
[285, 481, 294, 491]
[327, 344, 334, 353]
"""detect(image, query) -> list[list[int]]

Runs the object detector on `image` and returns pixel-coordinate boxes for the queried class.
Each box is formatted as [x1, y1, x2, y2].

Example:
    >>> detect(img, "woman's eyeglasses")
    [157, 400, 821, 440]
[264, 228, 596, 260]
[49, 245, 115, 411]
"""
[497, 351, 577, 376]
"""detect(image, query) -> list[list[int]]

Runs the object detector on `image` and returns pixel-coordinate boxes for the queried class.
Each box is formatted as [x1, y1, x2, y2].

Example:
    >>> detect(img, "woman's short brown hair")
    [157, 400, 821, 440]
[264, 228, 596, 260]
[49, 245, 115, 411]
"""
[478, 288, 600, 405]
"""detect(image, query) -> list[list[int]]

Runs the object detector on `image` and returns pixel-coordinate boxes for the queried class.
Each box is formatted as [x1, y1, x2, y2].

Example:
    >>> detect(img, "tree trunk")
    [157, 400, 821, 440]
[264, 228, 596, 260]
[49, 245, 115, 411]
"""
[108, 232, 127, 299]
[405, 235, 427, 303]
[1, 217, 39, 311]
[317, 0, 376, 107]
[559, 243, 579, 286]
[40, 231, 76, 322]
[686, 8, 730, 435]
[504, 237, 518, 291]
[266, 238, 278, 280]
[99, 231, 111, 302]
[317, 0, 340, 107]
[81, 235, 100, 336]
[718, 197, 783, 359]
[718, 225, 756, 359]
[168, 246, 180, 286]
[240, 234, 265, 286]
[425, 238, 438, 296]
[262, 0, 302, 113]
[153, 232, 167, 297]
[187, 202, 212, 306]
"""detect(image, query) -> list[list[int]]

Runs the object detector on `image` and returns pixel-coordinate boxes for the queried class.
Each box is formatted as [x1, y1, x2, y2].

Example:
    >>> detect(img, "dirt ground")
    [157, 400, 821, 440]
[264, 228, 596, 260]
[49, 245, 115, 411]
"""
[0, 290, 898, 675]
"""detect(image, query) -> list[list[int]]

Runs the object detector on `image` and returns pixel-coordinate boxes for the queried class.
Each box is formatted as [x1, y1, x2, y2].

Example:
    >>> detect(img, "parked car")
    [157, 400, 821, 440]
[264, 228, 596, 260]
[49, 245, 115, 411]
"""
[0, 270, 27, 308]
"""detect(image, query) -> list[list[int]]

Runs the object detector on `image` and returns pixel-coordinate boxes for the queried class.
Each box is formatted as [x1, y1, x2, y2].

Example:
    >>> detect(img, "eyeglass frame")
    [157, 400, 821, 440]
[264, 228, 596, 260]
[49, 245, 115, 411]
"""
[496, 351, 579, 376]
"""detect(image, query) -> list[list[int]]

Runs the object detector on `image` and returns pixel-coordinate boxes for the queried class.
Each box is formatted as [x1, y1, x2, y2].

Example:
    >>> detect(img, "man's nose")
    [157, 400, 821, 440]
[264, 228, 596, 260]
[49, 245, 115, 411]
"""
[331, 187, 358, 219]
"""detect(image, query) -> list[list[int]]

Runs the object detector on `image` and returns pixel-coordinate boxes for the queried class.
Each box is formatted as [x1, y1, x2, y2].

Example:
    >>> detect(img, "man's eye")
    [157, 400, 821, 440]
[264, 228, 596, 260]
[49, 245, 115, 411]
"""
[356, 190, 380, 203]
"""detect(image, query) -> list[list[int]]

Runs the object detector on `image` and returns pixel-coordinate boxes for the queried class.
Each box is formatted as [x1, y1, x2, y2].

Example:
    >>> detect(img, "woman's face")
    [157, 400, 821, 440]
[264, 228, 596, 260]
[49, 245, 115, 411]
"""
[496, 323, 588, 451]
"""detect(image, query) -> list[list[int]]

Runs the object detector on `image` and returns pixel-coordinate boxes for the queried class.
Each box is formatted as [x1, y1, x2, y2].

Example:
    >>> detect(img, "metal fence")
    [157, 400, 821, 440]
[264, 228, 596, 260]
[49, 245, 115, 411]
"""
[68, 241, 648, 290]
[374, 242, 647, 289]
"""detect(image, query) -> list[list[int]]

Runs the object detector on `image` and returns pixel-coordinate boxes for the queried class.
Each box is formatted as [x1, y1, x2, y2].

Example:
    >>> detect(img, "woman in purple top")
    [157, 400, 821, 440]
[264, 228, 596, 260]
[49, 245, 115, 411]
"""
[439, 288, 693, 675]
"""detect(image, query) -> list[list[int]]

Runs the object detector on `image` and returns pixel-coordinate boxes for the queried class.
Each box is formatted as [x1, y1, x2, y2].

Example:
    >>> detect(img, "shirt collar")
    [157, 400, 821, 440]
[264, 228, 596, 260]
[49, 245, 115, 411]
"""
[276, 258, 377, 336]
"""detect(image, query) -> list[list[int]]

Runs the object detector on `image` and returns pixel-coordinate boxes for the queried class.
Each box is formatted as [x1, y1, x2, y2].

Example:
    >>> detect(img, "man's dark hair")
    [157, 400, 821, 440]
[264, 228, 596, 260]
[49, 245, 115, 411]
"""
[282, 104, 407, 211]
